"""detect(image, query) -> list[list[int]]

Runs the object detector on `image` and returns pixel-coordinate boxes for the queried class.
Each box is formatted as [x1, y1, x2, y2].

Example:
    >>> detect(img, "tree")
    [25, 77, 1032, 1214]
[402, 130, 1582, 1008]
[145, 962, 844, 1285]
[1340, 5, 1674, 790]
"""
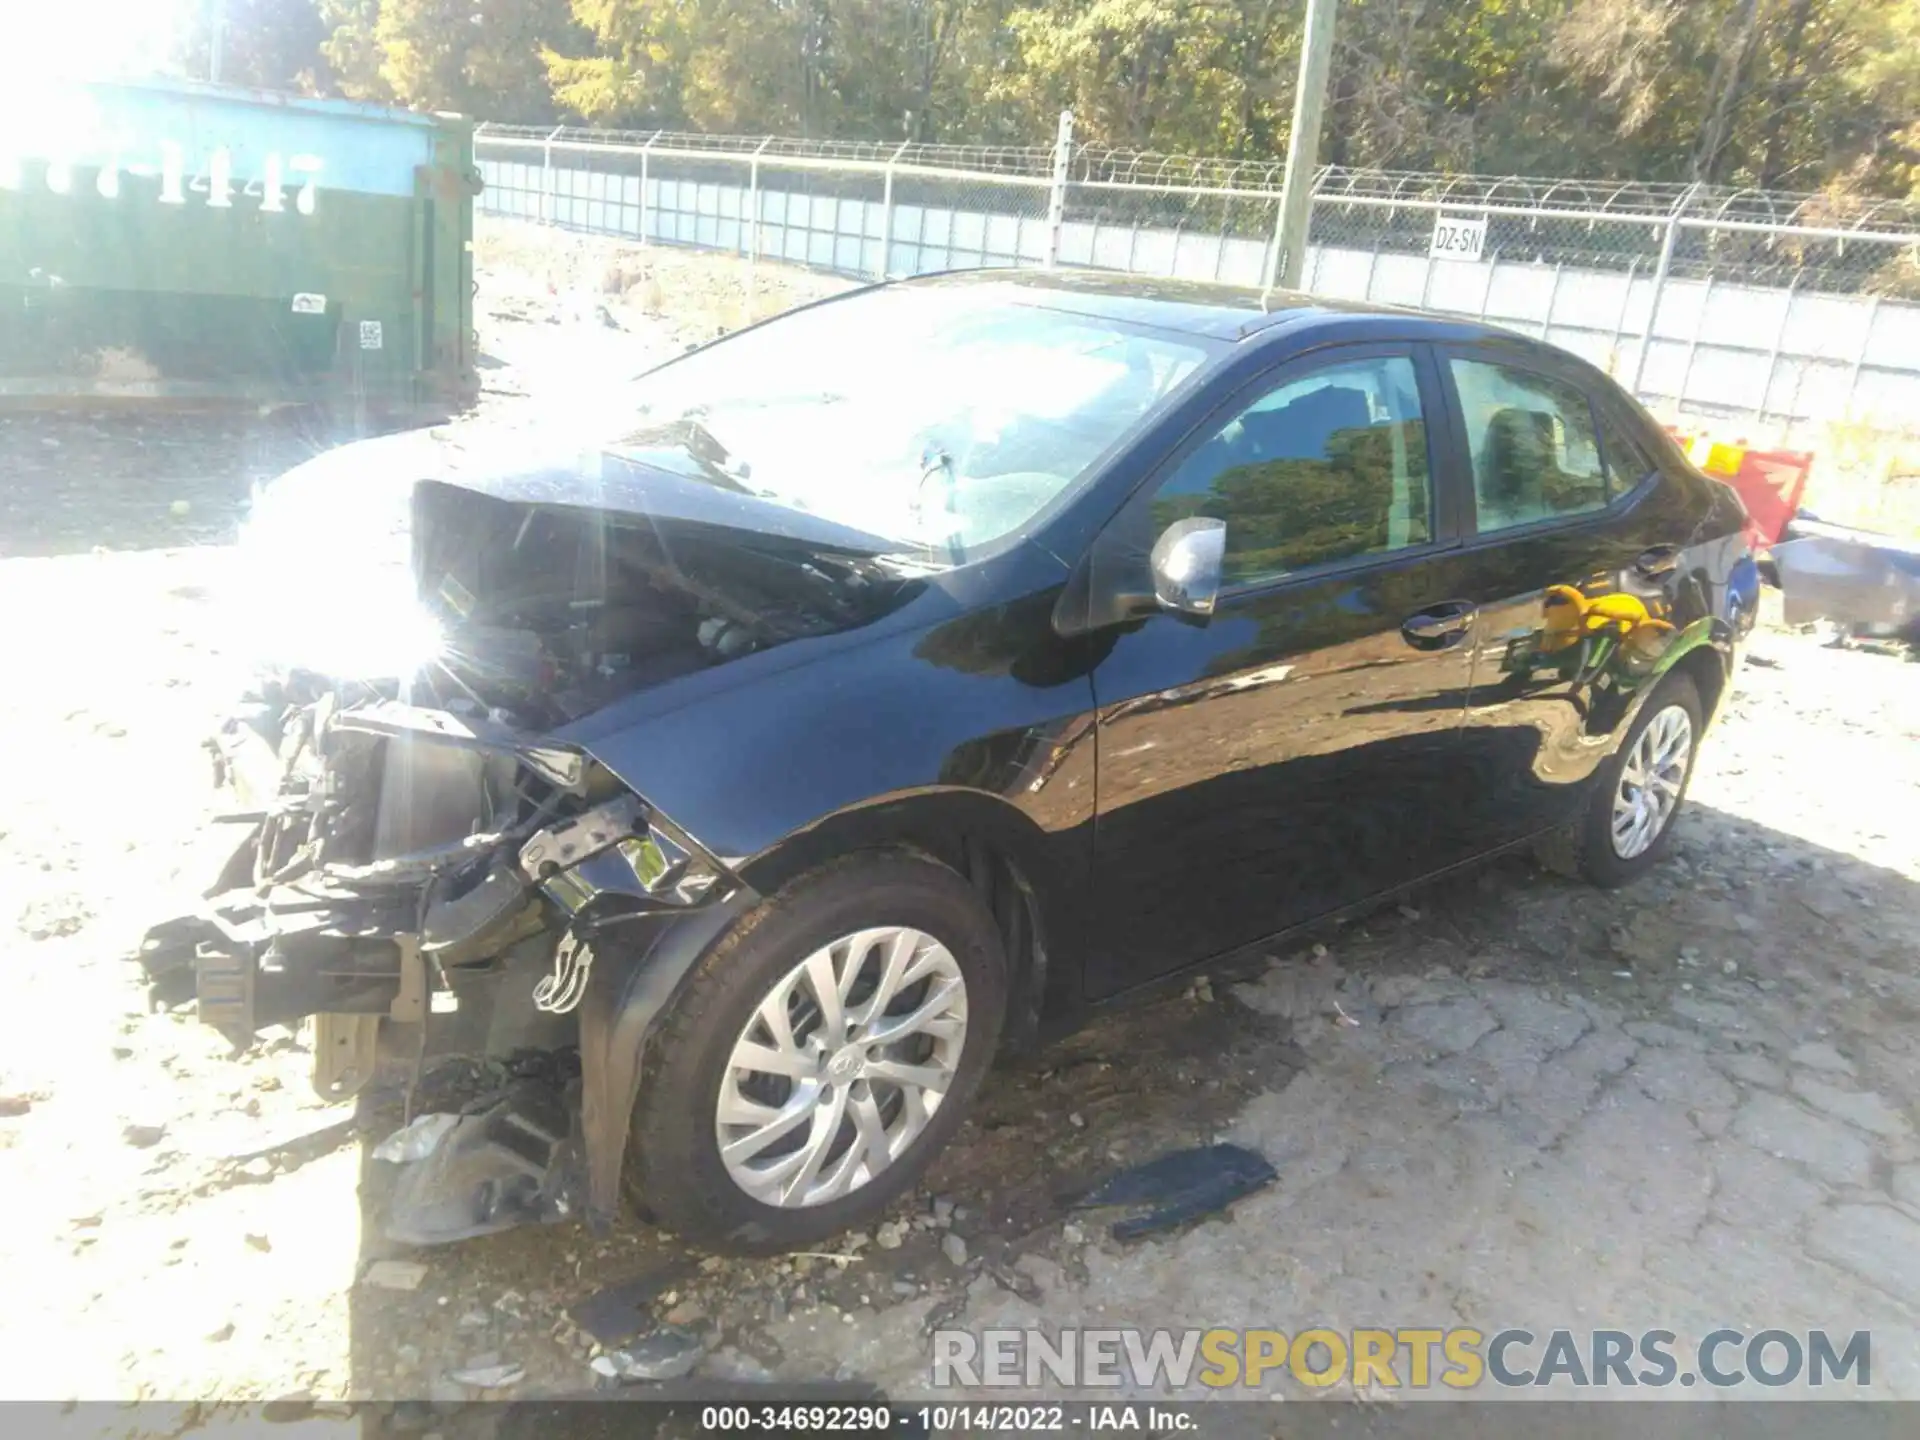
[992, 0, 1280, 152]
[462, 0, 586, 118]
[820, 0, 1013, 140]
[320, 0, 580, 118]
[546, 0, 1002, 138]
[983, 0, 1568, 165]
[304, 0, 1920, 202]
[546, 1, 804, 130]
[320, 0, 393, 99]
[1551, 0, 1920, 189]
[177, 0, 329, 91]
[542, 0, 671, 124]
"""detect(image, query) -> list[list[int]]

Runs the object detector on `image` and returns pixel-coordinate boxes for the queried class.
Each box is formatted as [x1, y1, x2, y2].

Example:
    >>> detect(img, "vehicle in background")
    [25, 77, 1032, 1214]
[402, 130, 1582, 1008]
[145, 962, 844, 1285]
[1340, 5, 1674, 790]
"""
[1663, 431, 1917, 648]
[1775, 512, 1920, 646]
[139, 272, 1748, 1253]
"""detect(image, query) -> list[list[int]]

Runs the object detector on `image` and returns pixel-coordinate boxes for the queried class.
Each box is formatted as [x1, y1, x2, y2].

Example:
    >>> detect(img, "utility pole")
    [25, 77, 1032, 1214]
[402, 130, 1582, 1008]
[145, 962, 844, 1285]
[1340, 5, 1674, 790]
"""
[209, 0, 227, 84]
[1044, 109, 1074, 270]
[1269, 0, 1338, 291]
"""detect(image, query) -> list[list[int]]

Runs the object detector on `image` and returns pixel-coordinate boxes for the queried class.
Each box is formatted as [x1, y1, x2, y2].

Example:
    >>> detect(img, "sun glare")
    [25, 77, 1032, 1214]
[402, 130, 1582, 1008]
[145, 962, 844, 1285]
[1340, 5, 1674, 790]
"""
[0, 0, 195, 83]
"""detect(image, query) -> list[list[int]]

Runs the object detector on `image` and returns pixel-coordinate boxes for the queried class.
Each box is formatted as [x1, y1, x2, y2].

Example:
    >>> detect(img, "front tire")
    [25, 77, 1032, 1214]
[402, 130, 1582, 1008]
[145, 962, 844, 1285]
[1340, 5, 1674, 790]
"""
[627, 852, 1007, 1252]
[1536, 670, 1703, 888]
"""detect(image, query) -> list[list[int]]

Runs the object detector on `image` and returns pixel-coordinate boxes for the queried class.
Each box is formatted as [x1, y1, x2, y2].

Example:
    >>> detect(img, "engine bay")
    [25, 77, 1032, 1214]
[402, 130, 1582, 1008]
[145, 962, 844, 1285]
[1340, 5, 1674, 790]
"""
[407, 482, 909, 727]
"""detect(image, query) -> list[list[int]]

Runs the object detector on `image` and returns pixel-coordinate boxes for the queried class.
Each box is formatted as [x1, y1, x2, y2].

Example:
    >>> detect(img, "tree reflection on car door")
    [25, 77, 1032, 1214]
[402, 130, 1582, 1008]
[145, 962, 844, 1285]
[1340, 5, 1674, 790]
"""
[1436, 349, 1700, 854]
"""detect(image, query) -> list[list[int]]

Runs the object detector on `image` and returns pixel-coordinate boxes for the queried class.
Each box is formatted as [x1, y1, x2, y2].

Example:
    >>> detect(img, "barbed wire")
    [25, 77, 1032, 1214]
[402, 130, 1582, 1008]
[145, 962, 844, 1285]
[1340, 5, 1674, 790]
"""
[476, 123, 1920, 301]
[476, 125, 1920, 237]
[476, 124, 1056, 178]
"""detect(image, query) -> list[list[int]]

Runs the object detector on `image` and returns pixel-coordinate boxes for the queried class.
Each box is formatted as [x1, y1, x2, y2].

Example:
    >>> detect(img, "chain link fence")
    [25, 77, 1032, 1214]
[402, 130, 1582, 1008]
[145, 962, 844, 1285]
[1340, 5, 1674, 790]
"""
[475, 118, 1920, 445]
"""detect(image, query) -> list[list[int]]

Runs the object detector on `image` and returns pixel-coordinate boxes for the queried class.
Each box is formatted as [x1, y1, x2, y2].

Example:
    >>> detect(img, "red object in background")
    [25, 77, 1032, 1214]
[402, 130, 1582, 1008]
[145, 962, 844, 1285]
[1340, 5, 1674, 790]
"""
[1668, 430, 1813, 550]
[1729, 450, 1815, 549]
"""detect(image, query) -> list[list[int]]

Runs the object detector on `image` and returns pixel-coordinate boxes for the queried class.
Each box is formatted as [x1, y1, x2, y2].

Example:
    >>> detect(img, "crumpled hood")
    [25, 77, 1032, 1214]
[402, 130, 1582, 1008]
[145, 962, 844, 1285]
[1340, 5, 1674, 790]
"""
[235, 417, 912, 680]
[251, 416, 905, 567]
[232, 418, 581, 679]
[421, 447, 903, 556]
[248, 415, 608, 528]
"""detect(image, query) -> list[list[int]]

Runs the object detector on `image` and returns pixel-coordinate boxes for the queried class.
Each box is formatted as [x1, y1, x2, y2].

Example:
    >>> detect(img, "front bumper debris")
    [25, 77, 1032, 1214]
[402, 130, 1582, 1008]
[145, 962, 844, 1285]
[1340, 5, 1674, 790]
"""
[136, 682, 731, 1083]
[136, 680, 741, 1245]
[381, 1080, 584, 1246]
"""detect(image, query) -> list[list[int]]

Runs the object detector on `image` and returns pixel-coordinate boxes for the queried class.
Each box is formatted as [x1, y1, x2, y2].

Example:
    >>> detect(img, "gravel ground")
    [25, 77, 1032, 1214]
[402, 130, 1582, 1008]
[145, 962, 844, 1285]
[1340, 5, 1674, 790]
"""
[2, 220, 1919, 1423]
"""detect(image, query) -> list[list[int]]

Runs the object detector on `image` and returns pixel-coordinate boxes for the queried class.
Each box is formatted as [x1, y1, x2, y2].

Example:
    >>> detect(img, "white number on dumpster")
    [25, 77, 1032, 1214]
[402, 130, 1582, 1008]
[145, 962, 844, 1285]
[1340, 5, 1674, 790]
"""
[5, 143, 326, 216]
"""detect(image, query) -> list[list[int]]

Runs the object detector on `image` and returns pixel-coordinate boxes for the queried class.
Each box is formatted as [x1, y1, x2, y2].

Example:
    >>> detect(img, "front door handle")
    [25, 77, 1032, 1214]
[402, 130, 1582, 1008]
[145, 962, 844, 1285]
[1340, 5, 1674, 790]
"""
[1635, 545, 1680, 577]
[1401, 600, 1477, 650]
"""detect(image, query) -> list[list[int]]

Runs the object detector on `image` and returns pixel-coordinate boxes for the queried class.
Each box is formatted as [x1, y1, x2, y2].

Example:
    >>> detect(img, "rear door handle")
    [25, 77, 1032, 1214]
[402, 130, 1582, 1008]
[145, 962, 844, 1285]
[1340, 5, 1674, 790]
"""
[1635, 545, 1680, 577]
[1401, 600, 1477, 650]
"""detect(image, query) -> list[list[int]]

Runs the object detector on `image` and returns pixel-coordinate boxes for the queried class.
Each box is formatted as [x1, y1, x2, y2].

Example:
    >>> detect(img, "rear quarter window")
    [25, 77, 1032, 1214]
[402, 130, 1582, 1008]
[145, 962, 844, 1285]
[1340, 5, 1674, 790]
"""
[1596, 410, 1660, 496]
[1448, 358, 1609, 532]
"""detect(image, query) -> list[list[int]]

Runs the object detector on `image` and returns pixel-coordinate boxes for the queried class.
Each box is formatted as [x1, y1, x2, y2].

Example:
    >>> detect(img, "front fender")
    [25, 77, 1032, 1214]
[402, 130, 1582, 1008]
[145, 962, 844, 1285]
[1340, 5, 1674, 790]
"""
[575, 886, 760, 1226]
[735, 787, 1086, 1050]
[574, 784, 1086, 1228]
[560, 573, 1098, 867]
[736, 784, 1075, 898]
[564, 565, 1099, 1223]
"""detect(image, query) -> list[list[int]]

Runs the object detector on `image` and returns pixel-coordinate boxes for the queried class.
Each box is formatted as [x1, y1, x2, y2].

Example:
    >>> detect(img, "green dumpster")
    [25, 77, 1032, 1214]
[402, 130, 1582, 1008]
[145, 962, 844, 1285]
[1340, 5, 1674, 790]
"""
[0, 76, 479, 422]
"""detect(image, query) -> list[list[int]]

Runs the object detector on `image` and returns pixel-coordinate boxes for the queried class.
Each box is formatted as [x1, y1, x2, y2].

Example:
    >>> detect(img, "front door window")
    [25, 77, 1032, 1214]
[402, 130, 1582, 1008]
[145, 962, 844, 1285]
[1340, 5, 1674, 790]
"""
[1148, 355, 1434, 585]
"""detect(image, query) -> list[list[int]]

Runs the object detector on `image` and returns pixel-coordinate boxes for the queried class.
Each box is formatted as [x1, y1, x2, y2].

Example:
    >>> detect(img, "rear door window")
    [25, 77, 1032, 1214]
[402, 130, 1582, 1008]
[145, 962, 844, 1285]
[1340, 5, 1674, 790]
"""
[1448, 358, 1609, 533]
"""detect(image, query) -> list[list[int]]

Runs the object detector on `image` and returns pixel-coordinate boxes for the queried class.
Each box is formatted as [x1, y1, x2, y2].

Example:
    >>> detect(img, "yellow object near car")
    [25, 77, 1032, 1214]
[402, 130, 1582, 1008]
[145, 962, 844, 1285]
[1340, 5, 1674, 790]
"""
[1540, 585, 1675, 660]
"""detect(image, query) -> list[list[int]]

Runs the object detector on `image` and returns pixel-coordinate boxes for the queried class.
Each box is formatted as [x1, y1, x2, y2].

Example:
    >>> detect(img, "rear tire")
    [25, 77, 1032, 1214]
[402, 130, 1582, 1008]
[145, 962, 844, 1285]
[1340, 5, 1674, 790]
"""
[627, 852, 1007, 1253]
[1535, 670, 1704, 889]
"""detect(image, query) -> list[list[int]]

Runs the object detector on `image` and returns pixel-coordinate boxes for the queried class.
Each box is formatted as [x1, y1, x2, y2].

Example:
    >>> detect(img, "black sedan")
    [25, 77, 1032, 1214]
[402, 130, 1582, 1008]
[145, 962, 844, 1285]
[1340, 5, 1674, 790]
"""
[142, 271, 1751, 1252]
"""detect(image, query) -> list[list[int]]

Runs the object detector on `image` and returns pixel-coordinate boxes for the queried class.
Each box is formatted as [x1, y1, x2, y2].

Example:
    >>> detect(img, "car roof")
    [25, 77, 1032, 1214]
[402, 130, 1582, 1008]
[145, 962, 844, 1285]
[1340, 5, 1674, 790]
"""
[887, 268, 1574, 366]
[897, 267, 1508, 347]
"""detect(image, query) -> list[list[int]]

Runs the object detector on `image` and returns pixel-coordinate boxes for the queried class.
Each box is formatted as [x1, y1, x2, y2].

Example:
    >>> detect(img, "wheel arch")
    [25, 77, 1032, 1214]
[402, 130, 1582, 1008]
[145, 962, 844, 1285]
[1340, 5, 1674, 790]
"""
[1620, 616, 1733, 746]
[1658, 620, 1734, 729]
[575, 786, 1073, 1227]
[737, 787, 1071, 1054]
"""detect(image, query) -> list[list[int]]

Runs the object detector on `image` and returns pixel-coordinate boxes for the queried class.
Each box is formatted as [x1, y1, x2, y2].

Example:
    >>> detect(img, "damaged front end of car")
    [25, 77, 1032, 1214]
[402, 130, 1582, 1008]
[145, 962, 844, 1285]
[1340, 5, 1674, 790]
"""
[137, 681, 737, 1240]
[144, 694, 726, 1037]
[136, 452, 919, 1243]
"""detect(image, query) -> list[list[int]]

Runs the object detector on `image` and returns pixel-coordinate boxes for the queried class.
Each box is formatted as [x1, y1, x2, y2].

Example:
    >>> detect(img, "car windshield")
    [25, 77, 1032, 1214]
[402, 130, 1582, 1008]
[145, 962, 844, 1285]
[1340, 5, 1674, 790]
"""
[615, 285, 1216, 561]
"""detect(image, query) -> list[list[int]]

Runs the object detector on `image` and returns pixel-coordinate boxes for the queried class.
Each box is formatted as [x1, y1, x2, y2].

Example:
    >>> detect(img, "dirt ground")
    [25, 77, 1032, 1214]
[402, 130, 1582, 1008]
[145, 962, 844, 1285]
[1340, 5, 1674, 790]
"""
[3, 219, 1919, 1423]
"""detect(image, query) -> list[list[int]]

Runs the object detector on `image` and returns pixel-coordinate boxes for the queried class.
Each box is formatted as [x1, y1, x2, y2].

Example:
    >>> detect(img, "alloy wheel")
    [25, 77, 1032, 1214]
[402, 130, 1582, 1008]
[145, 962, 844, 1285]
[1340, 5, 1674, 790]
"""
[715, 926, 968, 1208]
[1610, 703, 1694, 860]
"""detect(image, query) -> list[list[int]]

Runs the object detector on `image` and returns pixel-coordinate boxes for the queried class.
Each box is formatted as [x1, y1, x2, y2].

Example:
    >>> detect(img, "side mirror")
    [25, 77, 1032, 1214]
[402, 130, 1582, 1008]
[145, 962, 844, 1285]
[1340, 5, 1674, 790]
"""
[1149, 517, 1226, 617]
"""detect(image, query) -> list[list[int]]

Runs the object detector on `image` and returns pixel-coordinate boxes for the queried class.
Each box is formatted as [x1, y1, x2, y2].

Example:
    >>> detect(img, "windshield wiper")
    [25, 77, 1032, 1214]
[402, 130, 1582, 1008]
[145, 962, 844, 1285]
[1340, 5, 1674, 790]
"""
[913, 447, 965, 567]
